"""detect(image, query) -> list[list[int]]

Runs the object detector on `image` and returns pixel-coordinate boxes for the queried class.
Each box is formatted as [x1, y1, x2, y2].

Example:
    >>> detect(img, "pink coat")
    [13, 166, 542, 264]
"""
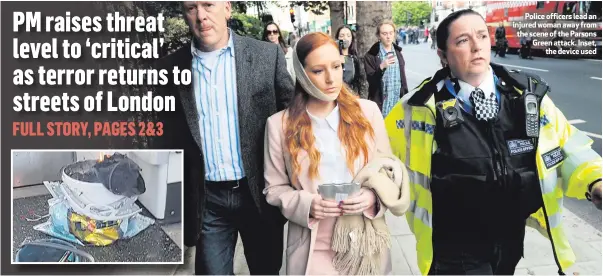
[263, 99, 393, 275]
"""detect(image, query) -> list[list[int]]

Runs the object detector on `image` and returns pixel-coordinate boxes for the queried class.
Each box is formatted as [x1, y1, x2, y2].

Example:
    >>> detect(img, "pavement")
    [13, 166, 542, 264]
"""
[172, 209, 601, 275]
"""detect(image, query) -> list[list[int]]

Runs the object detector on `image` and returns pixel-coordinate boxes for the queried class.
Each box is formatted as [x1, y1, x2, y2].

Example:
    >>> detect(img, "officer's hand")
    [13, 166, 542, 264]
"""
[590, 181, 602, 210]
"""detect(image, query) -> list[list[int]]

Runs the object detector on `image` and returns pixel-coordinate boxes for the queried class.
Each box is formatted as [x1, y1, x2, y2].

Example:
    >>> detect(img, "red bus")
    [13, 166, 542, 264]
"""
[485, 1, 601, 56]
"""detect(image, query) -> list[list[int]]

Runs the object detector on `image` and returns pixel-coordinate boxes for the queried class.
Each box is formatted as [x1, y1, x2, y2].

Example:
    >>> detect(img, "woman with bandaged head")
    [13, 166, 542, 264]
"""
[263, 32, 410, 275]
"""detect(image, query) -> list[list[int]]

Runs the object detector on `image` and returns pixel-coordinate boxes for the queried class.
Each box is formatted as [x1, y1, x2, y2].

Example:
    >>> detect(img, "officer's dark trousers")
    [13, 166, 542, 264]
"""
[429, 223, 526, 275]
[195, 178, 283, 275]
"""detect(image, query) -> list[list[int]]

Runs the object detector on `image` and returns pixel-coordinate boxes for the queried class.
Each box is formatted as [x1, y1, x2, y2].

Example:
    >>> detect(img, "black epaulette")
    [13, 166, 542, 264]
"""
[506, 69, 550, 98]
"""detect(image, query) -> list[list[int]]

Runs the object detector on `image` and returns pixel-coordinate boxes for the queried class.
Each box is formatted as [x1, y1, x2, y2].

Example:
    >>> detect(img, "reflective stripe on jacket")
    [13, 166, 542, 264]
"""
[384, 67, 602, 275]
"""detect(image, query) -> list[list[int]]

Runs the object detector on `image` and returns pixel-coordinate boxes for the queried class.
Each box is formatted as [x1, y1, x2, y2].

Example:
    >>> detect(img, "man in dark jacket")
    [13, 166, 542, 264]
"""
[364, 20, 409, 117]
[153, 1, 293, 275]
[495, 22, 507, 57]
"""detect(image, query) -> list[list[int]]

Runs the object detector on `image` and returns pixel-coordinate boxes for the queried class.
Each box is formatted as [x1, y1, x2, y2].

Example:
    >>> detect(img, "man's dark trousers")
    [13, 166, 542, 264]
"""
[195, 178, 283, 275]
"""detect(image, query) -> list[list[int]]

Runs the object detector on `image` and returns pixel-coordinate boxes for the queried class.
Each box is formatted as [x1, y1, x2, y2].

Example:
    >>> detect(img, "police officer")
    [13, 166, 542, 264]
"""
[384, 9, 602, 275]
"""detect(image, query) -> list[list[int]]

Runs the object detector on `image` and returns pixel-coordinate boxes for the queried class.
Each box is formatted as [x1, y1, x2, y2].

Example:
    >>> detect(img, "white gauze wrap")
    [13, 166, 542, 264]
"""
[292, 42, 338, 102]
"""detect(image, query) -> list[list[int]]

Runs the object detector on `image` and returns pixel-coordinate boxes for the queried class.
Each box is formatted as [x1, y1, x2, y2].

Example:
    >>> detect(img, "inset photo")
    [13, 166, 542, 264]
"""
[11, 150, 183, 264]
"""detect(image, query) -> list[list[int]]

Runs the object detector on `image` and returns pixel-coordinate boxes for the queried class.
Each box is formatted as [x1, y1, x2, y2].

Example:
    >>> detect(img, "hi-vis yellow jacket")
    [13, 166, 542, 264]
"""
[384, 65, 602, 275]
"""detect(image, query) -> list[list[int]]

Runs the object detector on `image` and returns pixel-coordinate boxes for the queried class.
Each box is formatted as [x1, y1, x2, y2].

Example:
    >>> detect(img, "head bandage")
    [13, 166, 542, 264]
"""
[292, 40, 339, 102]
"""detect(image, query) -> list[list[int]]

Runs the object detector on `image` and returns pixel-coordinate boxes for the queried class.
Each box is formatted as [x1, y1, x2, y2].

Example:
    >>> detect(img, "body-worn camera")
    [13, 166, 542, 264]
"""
[437, 98, 465, 128]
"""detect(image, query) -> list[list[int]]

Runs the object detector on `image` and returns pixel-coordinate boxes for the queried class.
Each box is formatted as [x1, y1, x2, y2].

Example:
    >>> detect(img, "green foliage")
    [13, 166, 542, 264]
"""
[231, 1, 249, 13]
[163, 17, 190, 55]
[392, 1, 432, 27]
[290, 1, 329, 15]
[143, 1, 182, 17]
[230, 13, 264, 40]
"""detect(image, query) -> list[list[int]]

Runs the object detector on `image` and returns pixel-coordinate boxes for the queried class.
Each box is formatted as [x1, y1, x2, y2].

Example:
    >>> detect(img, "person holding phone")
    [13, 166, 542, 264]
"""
[263, 32, 398, 275]
[335, 25, 361, 95]
[364, 20, 409, 117]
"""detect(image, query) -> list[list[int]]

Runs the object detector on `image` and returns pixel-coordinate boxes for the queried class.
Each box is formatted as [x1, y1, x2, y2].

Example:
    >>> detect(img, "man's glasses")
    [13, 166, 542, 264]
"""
[266, 30, 279, 35]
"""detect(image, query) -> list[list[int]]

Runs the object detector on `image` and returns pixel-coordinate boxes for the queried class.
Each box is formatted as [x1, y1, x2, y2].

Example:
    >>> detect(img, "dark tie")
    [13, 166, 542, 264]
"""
[471, 88, 498, 121]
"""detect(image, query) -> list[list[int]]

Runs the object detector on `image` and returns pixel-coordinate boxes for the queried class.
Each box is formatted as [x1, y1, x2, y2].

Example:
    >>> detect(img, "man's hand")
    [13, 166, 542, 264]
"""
[589, 181, 602, 210]
[379, 54, 396, 70]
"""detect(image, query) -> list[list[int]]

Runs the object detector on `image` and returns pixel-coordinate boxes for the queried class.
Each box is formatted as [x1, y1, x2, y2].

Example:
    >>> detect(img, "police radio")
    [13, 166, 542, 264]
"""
[524, 77, 540, 137]
[437, 98, 464, 128]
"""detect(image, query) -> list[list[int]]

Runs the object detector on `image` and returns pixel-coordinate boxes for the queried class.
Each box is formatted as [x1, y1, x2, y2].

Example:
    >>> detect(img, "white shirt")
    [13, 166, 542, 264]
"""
[307, 105, 354, 184]
[284, 47, 296, 82]
[194, 46, 221, 70]
[192, 32, 245, 181]
[457, 66, 497, 103]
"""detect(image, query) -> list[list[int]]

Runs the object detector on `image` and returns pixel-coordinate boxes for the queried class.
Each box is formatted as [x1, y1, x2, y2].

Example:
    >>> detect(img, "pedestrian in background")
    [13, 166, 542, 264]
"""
[364, 20, 409, 117]
[263, 22, 296, 81]
[424, 26, 429, 43]
[495, 22, 506, 57]
[430, 26, 437, 49]
[520, 34, 533, 59]
[335, 25, 362, 94]
[398, 27, 407, 46]
[264, 32, 410, 275]
[289, 32, 299, 48]
[409, 27, 414, 44]
[385, 9, 602, 275]
[154, 2, 294, 274]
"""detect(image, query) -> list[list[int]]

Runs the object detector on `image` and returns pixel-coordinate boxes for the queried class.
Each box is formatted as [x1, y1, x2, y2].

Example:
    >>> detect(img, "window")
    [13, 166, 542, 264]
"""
[536, 1, 545, 9]
[436, 1, 443, 7]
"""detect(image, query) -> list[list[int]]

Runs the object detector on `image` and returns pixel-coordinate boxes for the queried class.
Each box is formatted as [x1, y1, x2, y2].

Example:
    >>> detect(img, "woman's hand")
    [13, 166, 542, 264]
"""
[310, 195, 342, 219]
[340, 188, 377, 215]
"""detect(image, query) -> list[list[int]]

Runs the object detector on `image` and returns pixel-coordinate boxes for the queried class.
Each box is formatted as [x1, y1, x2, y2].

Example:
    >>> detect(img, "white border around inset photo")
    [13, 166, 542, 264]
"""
[11, 149, 185, 265]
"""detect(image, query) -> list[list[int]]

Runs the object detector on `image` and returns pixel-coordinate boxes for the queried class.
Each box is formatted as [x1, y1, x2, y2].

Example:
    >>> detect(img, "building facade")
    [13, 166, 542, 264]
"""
[431, 0, 487, 26]
[245, 1, 359, 36]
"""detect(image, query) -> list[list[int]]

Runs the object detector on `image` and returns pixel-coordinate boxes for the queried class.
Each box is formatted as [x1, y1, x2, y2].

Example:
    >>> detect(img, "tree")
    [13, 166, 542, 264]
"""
[355, 1, 393, 98]
[392, 1, 432, 27]
[290, 1, 329, 15]
[328, 1, 345, 39]
[230, 13, 264, 40]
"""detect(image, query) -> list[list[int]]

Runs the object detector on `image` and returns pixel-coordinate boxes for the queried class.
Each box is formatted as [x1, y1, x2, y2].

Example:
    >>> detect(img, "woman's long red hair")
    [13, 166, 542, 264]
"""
[284, 32, 375, 181]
